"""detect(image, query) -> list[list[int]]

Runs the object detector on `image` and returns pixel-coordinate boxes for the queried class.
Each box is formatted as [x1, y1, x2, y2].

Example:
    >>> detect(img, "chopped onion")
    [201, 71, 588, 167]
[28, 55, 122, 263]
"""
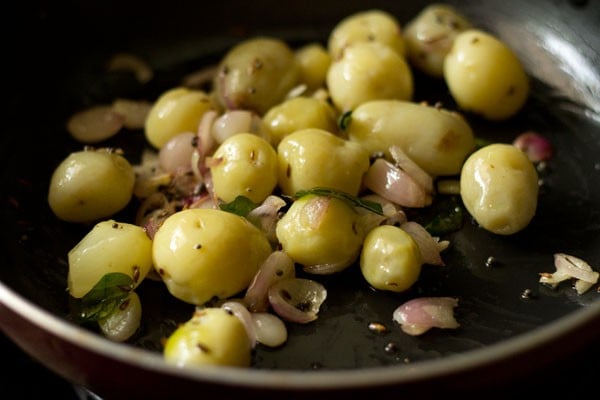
[246, 195, 287, 244]
[389, 145, 434, 194]
[400, 221, 448, 266]
[393, 297, 459, 336]
[107, 53, 153, 84]
[251, 312, 288, 347]
[67, 105, 125, 143]
[181, 65, 218, 89]
[363, 158, 433, 208]
[159, 132, 196, 173]
[539, 253, 599, 294]
[98, 292, 142, 342]
[244, 250, 296, 313]
[221, 301, 257, 348]
[112, 99, 152, 130]
[212, 110, 261, 144]
[268, 278, 327, 324]
[512, 131, 553, 163]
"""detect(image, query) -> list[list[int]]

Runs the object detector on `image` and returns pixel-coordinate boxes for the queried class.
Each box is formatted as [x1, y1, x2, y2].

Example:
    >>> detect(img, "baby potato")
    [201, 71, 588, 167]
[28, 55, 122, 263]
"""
[327, 42, 413, 112]
[360, 225, 423, 292]
[347, 100, 475, 176]
[460, 143, 539, 235]
[276, 195, 365, 271]
[213, 36, 300, 115]
[404, 3, 472, 77]
[277, 128, 370, 196]
[209, 132, 278, 204]
[152, 208, 272, 305]
[145, 87, 215, 149]
[444, 29, 530, 120]
[164, 307, 251, 368]
[328, 9, 406, 60]
[68, 220, 153, 298]
[263, 97, 338, 146]
[295, 43, 331, 91]
[48, 148, 135, 223]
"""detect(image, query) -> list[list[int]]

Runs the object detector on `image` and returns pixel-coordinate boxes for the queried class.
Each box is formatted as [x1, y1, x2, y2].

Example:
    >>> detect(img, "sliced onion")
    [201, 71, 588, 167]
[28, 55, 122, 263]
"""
[513, 131, 553, 163]
[181, 65, 218, 89]
[221, 301, 258, 348]
[389, 145, 434, 194]
[98, 292, 142, 342]
[112, 99, 153, 129]
[159, 132, 196, 173]
[400, 221, 448, 266]
[393, 296, 459, 336]
[363, 158, 432, 208]
[212, 110, 261, 144]
[539, 253, 599, 294]
[244, 250, 296, 313]
[107, 53, 153, 84]
[246, 195, 287, 244]
[251, 312, 288, 347]
[197, 110, 218, 161]
[268, 278, 327, 324]
[67, 105, 125, 143]
[303, 260, 353, 275]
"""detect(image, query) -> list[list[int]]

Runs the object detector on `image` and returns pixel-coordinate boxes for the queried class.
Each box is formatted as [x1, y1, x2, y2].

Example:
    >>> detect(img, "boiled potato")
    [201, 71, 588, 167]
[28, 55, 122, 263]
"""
[68, 220, 153, 298]
[347, 100, 475, 176]
[276, 195, 365, 271]
[209, 133, 278, 204]
[360, 225, 422, 292]
[262, 97, 338, 146]
[444, 29, 529, 120]
[213, 36, 300, 115]
[404, 3, 472, 77]
[327, 42, 413, 112]
[152, 208, 272, 305]
[48, 148, 135, 223]
[277, 128, 370, 196]
[328, 9, 406, 60]
[295, 43, 331, 91]
[164, 307, 251, 368]
[460, 143, 538, 235]
[145, 87, 214, 149]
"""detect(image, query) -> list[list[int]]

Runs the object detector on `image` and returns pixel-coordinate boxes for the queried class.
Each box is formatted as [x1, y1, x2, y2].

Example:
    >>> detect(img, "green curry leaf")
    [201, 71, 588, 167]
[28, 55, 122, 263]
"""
[74, 272, 134, 323]
[219, 195, 257, 217]
[293, 187, 384, 215]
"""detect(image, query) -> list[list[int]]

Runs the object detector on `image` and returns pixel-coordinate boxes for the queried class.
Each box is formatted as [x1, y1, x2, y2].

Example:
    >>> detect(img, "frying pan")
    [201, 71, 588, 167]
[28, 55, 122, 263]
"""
[1, 0, 599, 398]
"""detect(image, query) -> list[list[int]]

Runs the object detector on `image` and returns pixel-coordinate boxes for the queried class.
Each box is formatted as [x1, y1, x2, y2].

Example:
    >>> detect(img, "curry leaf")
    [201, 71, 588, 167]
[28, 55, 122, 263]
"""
[293, 187, 384, 215]
[418, 195, 465, 236]
[219, 195, 257, 217]
[338, 110, 352, 131]
[74, 272, 134, 323]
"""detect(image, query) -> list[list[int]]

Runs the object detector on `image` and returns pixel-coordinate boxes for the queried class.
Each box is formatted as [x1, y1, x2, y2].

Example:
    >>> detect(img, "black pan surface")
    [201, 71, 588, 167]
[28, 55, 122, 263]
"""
[1, 0, 599, 398]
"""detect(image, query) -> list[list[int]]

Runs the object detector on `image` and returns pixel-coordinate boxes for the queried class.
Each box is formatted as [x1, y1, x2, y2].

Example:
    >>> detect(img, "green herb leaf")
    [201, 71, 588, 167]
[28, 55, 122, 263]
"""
[74, 272, 134, 323]
[219, 195, 257, 217]
[416, 195, 465, 236]
[338, 110, 352, 131]
[293, 187, 384, 215]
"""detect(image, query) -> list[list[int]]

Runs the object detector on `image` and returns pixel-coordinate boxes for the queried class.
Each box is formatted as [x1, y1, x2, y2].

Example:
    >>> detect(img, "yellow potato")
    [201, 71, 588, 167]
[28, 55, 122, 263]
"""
[276, 195, 365, 270]
[347, 100, 475, 176]
[460, 143, 539, 235]
[164, 307, 251, 368]
[443, 29, 529, 120]
[360, 225, 422, 292]
[209, 133, 278, 204]
[277, 128, 370, 196]
[328, 9, 406, 60]
[145, 87, 214, 149]
[68, 220, 153, 298]
[48, 148, 135, 223]
[327, 41, 413, 112]
[152, 208, 272, 305]
[295, 43, 332, 91]
[262, 97, 338, 146]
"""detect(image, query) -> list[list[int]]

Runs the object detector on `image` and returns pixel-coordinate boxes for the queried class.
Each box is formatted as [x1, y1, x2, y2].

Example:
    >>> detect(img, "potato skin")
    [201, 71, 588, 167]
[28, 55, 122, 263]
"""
[460, 144, 539, 235]
[144, 87, 214, 149]
[327, 42, 413, 112]
[152, 208, 272, 305]
[163, 307, 251, 368]
[48, 149, 135, 223]
[275, 195, 364, 270]
[444, 29, 529, 120]
[209, 133, 278, 204]
[214, 37, 300, 115]
[347, 100, 475, 176]
[360, 225, 422, 292]
[68, 220, 153, 298]
[277, 128, 370, 196]
[328, 9, 406, 60]
[295, 43, 331, 91]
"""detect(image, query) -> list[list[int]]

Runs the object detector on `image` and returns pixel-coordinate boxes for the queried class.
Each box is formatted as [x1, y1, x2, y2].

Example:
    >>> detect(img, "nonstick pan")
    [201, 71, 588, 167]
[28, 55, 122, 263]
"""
[1, 0, 599, 398]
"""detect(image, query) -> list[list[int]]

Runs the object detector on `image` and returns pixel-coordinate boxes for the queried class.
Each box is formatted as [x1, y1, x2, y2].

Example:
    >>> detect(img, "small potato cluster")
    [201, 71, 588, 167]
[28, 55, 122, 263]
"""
[49, 4, 541, 369]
